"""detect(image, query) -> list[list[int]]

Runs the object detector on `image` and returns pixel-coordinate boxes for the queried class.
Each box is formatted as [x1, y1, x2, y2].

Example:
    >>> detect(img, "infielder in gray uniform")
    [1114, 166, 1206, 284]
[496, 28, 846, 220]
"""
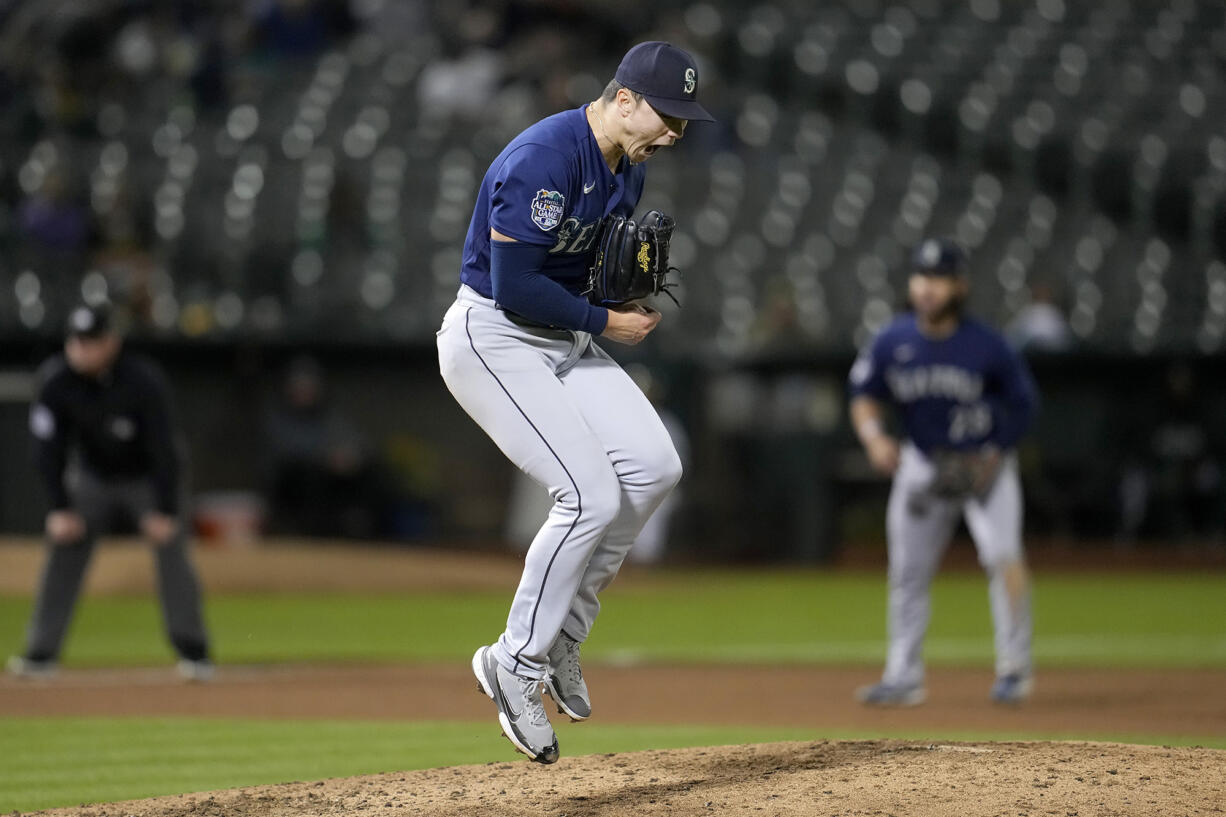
[437, 42, 712, 763]
[7, 304, 213, 682]
[848, 239, 1039, 706]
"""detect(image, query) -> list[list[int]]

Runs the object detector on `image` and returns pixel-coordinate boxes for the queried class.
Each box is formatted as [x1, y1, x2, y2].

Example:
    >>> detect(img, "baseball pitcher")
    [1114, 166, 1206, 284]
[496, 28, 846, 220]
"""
[849, 238, 1039, 706]
[436, 42, 712, 762]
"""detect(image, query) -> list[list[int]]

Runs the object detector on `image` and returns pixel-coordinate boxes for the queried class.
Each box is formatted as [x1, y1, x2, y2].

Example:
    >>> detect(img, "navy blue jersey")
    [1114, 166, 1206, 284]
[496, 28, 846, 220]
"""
[460, 105, 646, 299]
[849, 314, 1038, 452]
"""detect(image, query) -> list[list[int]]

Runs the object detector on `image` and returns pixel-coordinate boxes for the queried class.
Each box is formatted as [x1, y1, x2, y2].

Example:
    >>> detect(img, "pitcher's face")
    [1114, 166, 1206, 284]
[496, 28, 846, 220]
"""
[622, 98, 686, 164]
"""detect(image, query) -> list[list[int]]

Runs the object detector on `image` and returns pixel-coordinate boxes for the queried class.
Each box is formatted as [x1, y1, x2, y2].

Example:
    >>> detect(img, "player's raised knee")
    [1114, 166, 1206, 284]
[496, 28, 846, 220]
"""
[559, 466, 623, 529]
[651, 447, 683, 494]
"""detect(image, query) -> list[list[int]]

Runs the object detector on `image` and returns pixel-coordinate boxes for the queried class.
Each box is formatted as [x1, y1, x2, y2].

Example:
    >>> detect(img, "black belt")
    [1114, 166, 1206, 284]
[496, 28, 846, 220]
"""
[501, 309, 566, 331]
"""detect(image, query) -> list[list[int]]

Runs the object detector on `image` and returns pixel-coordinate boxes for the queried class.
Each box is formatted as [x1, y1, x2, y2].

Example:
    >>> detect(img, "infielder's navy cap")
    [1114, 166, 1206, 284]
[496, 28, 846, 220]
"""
[911, 238, 967, 276]
[66, 303, 112, 338]
[615, 41, 714, 122]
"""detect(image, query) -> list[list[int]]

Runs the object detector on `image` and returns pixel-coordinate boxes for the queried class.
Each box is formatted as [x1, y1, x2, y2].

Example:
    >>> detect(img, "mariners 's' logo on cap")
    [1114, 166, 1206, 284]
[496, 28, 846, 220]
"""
[530, 189, 565, 231]
[683, 67, 696, 95]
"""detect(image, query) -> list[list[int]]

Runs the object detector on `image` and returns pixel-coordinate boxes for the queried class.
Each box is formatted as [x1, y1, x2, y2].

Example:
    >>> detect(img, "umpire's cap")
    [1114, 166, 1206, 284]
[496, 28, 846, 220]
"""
[911, 238, 968, 277]
[65, 303, 113, 338]
[615, 42, 714, 122]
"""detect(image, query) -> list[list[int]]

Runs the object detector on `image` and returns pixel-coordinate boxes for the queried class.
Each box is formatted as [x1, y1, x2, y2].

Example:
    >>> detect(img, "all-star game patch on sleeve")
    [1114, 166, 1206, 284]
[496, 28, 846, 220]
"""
[530, 189, 565, 231]
[489, 143, 575, 246]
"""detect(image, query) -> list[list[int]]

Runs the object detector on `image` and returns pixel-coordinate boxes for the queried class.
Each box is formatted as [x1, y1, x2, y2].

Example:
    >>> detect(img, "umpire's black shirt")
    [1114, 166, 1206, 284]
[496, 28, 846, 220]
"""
[30, 351, 181, 514]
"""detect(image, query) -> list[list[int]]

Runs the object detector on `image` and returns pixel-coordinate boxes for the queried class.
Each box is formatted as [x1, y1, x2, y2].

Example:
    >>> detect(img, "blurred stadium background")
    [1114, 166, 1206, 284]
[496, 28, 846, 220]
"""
[0, 0, 1224, 562]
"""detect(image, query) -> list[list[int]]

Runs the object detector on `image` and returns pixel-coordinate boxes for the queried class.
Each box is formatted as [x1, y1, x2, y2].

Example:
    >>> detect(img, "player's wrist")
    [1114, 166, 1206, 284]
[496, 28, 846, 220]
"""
[585, 305, 609, 335]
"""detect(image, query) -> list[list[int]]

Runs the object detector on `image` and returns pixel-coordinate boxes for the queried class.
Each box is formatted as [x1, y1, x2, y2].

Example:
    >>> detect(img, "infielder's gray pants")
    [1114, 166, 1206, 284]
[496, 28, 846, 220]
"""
[23, 472, 210, 662]
[883, 444, 1031, 686]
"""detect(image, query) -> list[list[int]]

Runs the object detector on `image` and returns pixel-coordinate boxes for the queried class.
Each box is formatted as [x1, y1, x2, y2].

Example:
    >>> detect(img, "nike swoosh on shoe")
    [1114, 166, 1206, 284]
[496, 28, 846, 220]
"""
[499, 687, 521, 720]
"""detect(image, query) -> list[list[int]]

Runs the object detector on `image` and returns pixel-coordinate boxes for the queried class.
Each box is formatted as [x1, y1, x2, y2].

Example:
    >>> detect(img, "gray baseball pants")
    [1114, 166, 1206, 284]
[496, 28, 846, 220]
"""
[438, 286, 682, 680]
[882, 443, 1032, 687]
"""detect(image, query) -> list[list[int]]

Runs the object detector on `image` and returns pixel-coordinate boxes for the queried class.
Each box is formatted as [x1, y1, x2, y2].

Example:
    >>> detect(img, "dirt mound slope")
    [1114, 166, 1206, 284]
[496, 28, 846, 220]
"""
[28, 740, 1225, 817]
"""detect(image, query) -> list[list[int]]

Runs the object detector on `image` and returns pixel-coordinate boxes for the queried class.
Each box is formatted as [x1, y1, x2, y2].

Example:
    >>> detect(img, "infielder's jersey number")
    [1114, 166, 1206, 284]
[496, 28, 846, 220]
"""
[948, 403, 992, 443]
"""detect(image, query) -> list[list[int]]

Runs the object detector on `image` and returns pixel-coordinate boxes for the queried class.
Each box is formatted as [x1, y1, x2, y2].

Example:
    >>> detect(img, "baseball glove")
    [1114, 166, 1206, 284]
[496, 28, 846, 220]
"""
[928, 447, 1003, 500]
[585, 210, 679, 307]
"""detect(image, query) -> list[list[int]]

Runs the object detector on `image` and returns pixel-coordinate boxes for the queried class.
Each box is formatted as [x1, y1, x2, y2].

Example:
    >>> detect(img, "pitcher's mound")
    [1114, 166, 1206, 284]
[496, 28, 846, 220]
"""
[31, 739, 1225, 817]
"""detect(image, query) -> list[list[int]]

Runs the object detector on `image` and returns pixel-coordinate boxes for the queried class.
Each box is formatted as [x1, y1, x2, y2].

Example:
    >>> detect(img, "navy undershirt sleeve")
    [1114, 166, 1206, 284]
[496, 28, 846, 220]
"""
[490, 240, 609, 334]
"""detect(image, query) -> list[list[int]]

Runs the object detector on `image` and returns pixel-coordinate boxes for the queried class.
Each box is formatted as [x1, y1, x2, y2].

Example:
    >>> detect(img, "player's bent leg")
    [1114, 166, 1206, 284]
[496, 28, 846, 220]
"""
[558, 346, 684, 641]
[495, 457, 622, 677]
[629, 489, 679, 564]
[24, 474, 112, 667]
[983, 556, 1033, 702]
[154, 538, 214, 679]
[864, 559, 939, 706]
[542, 447, 677, 725]
[564, 442, 682, 639]
[550, 418, 681, 720]
[20, 535, 98, 666]
[545, 445, 679, 723]
[440, 301, 628, 677]
[126, 480, 214, 679]
[965, 456, 1033, 702]
[874, 460, 957, 697]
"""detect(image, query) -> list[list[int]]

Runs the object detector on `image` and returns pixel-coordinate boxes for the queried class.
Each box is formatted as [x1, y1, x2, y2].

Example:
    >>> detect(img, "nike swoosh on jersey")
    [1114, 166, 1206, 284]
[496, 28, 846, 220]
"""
[583, 181, 597, 194]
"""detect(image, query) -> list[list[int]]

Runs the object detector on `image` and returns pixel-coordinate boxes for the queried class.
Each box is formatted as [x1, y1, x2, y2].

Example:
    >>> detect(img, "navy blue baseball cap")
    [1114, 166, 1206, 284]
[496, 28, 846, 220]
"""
[615, 41, 714, 122]
[911, 238, 967, 276]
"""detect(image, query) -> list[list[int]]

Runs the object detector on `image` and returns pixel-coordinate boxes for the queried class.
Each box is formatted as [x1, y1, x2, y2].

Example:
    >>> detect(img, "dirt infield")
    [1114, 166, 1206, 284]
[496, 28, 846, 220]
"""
[4, 662, 1226, 740]
[4, 540, 1225, 816]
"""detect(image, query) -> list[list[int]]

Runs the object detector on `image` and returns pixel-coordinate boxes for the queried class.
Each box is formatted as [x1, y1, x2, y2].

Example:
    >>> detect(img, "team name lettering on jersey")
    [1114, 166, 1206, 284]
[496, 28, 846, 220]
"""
[549, 217, 601, 254]
[886, 365, 983, 403]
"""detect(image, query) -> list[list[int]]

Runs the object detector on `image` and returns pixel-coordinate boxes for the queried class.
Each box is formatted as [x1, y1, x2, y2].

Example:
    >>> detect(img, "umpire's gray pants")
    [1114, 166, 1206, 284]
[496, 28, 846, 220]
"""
[23, 471, 210, 662]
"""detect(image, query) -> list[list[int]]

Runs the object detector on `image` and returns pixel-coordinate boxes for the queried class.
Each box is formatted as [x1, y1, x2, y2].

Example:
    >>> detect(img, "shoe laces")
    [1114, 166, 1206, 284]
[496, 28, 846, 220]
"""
[554, 637, 583, 686]
[515, 675, 551, 728]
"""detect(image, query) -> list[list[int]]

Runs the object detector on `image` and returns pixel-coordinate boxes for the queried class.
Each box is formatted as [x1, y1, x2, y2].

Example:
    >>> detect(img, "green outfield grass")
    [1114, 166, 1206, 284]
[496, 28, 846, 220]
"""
[2, 570, 1223, 668]
[2, 717, 1224, 813]
[1, 568, 1224, 812]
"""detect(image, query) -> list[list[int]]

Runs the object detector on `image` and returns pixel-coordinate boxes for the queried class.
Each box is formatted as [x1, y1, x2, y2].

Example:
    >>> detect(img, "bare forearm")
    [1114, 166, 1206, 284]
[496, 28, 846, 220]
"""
[851, 396, 900, 475]
[851, 397, 888, 447]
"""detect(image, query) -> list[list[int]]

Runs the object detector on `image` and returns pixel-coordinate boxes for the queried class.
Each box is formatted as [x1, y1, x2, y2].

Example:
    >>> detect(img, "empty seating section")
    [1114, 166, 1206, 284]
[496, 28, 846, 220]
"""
[1, 1, 1223, 353]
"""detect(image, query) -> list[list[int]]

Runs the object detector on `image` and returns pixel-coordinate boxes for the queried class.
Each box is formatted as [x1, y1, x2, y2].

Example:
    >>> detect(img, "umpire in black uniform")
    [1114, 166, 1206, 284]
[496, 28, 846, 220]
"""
[7, 304, 213, 681]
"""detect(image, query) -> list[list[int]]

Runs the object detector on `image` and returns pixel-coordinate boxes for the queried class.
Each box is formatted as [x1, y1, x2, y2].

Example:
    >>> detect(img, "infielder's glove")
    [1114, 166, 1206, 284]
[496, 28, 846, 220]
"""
[928, 447, 1003, 500]
[585, 210, 679, 307]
